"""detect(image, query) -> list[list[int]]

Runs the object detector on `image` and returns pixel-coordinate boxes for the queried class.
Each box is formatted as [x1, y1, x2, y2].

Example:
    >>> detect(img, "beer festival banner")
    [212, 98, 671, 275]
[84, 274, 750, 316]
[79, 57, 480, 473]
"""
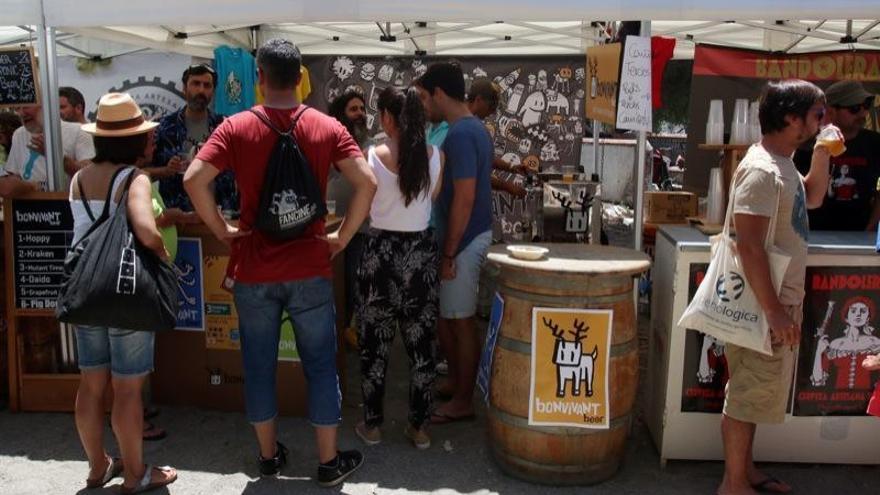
[684, 45, 880, 193]
[529, 307, 612, 428]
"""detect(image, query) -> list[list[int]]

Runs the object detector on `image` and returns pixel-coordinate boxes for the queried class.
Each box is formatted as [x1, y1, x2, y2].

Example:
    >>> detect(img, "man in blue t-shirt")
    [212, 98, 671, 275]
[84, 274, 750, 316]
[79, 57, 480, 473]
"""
[416, 63, 493, 424]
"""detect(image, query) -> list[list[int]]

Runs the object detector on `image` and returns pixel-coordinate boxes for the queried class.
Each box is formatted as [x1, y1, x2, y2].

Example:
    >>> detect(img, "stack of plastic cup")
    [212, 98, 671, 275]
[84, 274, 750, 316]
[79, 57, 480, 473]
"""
[706, 99, 724, 145]
[749, 100, 761, 143]
[730, 99, 750, 145]
[706, 167, 725, 224]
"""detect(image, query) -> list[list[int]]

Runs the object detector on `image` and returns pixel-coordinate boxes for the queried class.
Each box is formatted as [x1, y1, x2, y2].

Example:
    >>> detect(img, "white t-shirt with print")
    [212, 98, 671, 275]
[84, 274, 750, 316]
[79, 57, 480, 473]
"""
[732, 144, 810, 306]
[3, 121, 95, 190]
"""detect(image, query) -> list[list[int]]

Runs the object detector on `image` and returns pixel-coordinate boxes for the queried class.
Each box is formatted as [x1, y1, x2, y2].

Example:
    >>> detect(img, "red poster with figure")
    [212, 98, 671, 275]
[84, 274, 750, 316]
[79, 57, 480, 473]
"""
[794, 266, 880, 416]
[680, 263, 730, 413]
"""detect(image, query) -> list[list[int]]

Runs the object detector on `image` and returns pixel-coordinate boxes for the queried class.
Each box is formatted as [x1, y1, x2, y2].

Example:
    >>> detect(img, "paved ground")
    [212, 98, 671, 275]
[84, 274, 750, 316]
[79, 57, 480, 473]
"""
[1, 333, 878, 494]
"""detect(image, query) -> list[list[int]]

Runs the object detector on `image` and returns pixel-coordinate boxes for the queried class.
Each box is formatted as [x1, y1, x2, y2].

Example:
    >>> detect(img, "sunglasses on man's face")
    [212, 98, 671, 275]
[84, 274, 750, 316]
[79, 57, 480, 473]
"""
[836, 100, 873, 114]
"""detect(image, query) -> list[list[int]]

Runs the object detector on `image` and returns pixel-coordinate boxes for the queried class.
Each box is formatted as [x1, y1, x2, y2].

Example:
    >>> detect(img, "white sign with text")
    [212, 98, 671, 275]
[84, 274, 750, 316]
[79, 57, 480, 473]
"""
[616, 36, 652, 132]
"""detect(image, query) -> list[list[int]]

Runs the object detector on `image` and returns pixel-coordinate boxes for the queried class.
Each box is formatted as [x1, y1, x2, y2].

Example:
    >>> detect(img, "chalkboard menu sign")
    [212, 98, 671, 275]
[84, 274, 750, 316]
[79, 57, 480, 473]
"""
[0, 47, 39, 107]
[11, 199, 73, 311]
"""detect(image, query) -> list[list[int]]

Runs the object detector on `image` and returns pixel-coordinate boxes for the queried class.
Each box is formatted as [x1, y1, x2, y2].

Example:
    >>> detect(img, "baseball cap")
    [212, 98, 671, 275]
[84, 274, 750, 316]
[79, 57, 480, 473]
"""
[825, 80, 874, 107]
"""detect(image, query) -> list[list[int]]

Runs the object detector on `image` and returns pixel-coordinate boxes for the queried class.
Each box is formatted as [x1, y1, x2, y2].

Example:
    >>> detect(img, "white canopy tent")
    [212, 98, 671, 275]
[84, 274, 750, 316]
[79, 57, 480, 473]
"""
[4, 0, 880, 248]
[4, 20, 880, 60]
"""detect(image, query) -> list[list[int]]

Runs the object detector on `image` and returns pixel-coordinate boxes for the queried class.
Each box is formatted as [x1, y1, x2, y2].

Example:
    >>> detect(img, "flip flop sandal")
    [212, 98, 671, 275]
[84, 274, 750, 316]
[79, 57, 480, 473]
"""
[120, 465, 178, 495]
[85, 456, 123, 489]
[144, 406, 160, 420]
[430, 411, 476, 425]
[752, 476, 791, 494]
[143, 422, 168, 442]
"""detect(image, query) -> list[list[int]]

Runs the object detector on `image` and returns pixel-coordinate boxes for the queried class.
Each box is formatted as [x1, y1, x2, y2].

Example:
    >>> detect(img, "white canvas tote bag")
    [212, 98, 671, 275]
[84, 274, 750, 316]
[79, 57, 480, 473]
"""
[677, 169, 790, 355]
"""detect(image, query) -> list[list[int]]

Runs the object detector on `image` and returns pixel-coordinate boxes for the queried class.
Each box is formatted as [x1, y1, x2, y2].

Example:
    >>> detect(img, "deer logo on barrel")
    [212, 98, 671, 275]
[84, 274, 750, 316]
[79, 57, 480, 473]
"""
[544, 317, 599, 398]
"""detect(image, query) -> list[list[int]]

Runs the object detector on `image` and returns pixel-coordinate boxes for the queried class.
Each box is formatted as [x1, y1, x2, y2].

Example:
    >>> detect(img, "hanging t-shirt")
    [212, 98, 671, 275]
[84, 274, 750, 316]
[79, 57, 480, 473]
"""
[651, 36, 676, 109]
[213, 46, 256, 115]
[255, 66, 312, 103]
[793, 129, 880, 231]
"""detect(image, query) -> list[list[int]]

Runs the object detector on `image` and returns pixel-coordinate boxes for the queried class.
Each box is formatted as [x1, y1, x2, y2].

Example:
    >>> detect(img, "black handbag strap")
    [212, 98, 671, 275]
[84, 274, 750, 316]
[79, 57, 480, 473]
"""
[249, 105, 309, 136]
[75, 166, 131, 223]
[76, 177, 96, 222]
[73, 166, 135, 245]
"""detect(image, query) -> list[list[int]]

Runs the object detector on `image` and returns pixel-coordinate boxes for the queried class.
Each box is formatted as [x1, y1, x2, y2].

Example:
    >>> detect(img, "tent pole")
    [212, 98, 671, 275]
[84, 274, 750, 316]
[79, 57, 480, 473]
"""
[633, 20, 651, 252]
[35, 24, 64, 192]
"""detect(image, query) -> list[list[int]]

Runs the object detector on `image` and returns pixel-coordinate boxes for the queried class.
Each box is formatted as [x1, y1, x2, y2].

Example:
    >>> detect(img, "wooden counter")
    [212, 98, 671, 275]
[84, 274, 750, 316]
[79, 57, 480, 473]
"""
[4, 194, 346, 414]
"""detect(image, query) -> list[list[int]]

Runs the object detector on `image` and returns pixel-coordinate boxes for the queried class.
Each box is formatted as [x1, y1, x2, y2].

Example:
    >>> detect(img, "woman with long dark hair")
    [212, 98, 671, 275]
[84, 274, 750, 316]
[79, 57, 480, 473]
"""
[355, 86, 444, 449]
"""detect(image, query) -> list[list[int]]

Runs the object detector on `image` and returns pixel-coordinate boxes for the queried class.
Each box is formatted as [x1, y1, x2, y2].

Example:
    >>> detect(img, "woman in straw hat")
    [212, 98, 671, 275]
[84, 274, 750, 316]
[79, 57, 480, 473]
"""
[72, 93, 177, 493]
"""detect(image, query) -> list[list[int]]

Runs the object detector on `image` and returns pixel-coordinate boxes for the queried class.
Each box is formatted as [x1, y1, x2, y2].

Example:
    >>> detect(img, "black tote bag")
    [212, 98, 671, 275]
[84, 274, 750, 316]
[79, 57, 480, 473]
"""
[56, 169, 179, 332]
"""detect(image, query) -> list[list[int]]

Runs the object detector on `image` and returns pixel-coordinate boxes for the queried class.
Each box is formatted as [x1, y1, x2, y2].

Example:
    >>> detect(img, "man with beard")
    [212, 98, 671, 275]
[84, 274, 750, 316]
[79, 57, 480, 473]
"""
[794, 80, 880, 231]
[151, 64, 238, 214]
[718, 80, 836, 495]
[328, 90, 370, 345]
[329, 90, 370, 148]
[59, 86, 89, 124]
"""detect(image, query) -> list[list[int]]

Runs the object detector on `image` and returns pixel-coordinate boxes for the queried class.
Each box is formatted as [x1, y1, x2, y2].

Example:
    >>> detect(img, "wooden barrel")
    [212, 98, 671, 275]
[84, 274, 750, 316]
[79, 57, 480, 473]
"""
[486, 243, 650, 485]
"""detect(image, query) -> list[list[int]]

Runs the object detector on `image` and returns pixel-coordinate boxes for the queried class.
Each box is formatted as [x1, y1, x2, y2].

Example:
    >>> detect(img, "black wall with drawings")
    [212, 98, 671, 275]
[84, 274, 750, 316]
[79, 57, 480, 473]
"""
[303, 55, 585, 174]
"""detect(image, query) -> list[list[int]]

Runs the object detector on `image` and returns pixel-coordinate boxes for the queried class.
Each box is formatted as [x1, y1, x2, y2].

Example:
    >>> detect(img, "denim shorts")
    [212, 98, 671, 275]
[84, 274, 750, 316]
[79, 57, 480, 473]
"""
[234, 276, 341, 426]
[75, 326, 155, 378]
[439, 230, 492, 319]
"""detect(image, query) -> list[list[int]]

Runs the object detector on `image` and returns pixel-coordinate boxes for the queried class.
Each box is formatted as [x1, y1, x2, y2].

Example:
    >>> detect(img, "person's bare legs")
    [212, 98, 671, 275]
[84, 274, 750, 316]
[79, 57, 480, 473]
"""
[113, 375, 175, 488]
[434, 317, 479, 417]
[315, 426, 339, 463]
[745, 430, 791, 493]
[436, 317, 458, 396]
[75, 369, 111, 481]
[718, 414, 757, 495]
[253, 419, 278, 459]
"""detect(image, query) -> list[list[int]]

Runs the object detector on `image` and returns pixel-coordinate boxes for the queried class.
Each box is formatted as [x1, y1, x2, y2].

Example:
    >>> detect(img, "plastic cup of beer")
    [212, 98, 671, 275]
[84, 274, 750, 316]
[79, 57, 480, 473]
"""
[816, 126, 846, 157]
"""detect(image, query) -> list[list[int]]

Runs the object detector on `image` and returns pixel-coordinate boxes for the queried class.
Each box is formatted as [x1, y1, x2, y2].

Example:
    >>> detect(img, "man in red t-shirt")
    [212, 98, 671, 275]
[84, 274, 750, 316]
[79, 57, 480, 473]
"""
[184, 39, 376, 486]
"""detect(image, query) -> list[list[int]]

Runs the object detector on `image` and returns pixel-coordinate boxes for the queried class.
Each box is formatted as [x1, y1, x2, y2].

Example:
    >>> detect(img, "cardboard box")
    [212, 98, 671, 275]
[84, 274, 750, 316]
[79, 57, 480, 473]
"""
[644, 192, 698, 224]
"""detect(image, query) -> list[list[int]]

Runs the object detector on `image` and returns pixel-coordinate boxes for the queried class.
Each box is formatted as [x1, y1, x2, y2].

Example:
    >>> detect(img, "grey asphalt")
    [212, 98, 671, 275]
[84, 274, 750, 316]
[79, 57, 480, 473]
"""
[1, 335, 877, 494]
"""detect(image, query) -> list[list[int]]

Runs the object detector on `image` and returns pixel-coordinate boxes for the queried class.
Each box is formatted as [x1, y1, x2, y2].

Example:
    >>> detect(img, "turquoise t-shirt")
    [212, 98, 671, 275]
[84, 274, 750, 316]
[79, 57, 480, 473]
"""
[427, 121, 449, 147]
[213, 46, 256, 115]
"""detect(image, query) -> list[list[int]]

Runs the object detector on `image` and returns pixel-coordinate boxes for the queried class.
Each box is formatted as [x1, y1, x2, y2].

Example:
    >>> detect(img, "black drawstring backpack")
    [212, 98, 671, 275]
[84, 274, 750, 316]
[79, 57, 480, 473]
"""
[250, 106, 326, 240]
[56, 167, 179, 332]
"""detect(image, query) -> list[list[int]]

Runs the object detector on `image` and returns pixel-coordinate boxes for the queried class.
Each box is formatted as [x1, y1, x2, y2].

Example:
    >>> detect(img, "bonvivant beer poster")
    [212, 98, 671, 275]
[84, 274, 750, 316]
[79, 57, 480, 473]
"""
[794, 266, 880, 416]
[529, 307, 612, 428]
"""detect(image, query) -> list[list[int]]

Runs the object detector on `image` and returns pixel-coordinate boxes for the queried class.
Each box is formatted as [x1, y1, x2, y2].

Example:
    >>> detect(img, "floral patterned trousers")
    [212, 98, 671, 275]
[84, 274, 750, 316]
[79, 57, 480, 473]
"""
[356, 228, 438, 429]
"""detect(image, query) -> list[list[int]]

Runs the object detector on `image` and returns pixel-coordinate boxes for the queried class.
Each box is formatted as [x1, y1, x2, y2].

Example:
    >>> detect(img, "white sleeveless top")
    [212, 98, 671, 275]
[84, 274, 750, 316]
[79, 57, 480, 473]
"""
[69, 167, 136, 245]
[367, 145, 441, 232]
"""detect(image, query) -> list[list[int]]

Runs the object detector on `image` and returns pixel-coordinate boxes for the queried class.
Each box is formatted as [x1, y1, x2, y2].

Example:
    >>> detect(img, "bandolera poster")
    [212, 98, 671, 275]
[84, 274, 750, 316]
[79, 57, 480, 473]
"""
[794, 266, 880, 416]
[204, 255, 240, 350]
[174, 238, 204, 331]
[680, 263, 729, 413]
[529, 307, 612, 428]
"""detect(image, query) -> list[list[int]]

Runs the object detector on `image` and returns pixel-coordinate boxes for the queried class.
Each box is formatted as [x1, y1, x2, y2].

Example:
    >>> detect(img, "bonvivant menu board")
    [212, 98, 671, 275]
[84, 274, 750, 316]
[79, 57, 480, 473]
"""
[10, 198, 73, 311]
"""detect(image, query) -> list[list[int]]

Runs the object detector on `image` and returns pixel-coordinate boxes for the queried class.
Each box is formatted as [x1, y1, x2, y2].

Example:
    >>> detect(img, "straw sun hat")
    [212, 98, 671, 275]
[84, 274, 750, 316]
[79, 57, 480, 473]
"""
[81, 92, 158, 137]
